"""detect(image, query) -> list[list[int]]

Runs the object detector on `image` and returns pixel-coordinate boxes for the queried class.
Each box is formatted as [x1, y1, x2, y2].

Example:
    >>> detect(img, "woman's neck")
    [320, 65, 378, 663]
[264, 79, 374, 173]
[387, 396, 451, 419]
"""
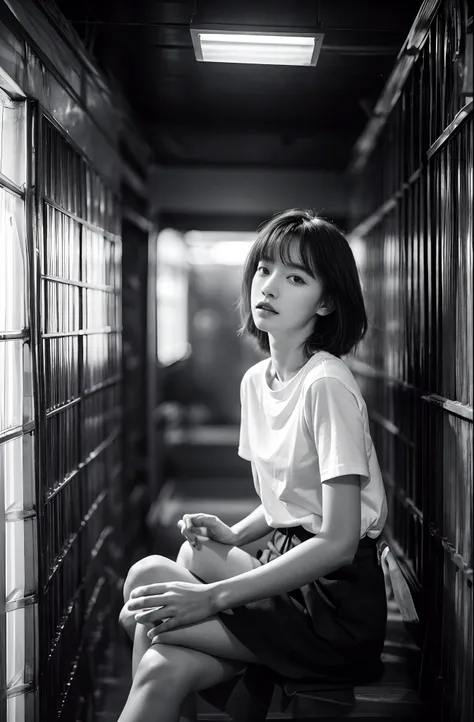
[268, 339, 308, 383]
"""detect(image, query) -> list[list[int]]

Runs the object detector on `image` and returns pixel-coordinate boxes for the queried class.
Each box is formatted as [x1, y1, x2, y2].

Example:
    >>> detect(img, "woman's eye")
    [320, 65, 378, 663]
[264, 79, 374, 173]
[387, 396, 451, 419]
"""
[289, 275, 305, 285]
[257, 266, 268, 275]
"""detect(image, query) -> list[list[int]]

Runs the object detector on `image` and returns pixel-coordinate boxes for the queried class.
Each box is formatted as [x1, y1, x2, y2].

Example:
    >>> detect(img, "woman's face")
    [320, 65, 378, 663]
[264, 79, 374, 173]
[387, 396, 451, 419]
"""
[250, 247, 329, 339]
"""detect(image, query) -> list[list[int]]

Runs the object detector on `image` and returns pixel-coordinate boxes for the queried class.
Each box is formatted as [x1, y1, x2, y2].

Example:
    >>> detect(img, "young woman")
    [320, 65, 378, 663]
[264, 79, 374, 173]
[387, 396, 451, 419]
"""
[117, 209, 388, 722]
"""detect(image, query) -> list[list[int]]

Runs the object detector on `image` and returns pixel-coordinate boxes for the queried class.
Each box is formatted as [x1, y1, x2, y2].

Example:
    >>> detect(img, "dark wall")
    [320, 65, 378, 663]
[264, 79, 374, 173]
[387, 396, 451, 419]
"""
[347, 3, 473, 721]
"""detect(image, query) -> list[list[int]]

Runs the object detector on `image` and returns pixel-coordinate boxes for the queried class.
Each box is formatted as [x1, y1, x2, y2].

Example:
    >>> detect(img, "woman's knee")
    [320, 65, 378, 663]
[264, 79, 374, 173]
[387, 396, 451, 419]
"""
[123, 554, 174, 601]
[176, 538, 221, 576]
[176, 537, 258, 583]
[176, 540, 195, 569]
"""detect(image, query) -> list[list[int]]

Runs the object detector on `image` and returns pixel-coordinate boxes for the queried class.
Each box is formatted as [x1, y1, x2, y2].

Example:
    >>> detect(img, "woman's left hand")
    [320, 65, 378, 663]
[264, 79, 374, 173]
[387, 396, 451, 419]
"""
[127, 581, 218, 637]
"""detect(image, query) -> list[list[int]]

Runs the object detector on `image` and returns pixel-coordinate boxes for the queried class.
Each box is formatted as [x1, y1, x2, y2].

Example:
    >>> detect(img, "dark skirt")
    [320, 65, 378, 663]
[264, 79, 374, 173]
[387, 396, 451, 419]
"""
[217, 526, 387, 686]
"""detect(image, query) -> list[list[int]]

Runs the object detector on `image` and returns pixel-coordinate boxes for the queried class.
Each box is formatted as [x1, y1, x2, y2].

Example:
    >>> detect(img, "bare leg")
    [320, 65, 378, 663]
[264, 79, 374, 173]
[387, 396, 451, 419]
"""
[117, 642, 244, 722]
[120, 543, 261, 676]
[132, 628, 197, 721]
[118, 541, 263, 720]
[132, 621, 154, 678]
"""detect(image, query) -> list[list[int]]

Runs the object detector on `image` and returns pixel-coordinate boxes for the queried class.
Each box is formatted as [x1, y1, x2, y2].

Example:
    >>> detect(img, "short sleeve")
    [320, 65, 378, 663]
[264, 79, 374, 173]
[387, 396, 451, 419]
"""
[238, 376, 252, 461]
[306, 377, 369, 483]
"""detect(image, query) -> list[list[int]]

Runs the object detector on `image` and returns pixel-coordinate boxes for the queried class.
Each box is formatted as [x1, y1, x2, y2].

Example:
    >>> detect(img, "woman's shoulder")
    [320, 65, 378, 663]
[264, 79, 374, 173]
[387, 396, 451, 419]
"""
[241, 357, 269, 387]
[303, 353, 360, 396]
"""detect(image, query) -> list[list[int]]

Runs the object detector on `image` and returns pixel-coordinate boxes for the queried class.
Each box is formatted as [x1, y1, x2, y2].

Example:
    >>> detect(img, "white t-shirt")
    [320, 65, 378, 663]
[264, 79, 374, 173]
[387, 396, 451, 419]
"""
[238, 351, 387, 539]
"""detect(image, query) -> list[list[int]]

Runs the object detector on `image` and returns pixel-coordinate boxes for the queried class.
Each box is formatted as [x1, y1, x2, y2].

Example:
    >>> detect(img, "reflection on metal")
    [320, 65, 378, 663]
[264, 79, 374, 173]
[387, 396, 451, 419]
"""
[427, 99, 473, 158]
[5, 681, 35, 699]
[349, 170, 422, 239]
[422, 393, 473, 421]
[44, 430, 120, 504]
[5, 593, 37, 613]
[42, 274, 116, 292]
[1, 0, 152, 189]
[122, 206, 152, 233]
[0, 171, 24, 197]
[348, 2, 473, 721]
[429, 524, 473, 581]
[44, 196, 121, 241]
[5, 508, 36, 522]
[369, 411, 416, 449]
[384, 471, 423, 522]
[0, 329, 29, 341]
[349, 0, 456, 172]
[35, 115, 123, 722]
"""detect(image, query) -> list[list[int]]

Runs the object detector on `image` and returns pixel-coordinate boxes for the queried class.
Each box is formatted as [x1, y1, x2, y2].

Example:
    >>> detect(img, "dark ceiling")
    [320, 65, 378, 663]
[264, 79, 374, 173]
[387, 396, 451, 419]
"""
[52, 0, 421, 172]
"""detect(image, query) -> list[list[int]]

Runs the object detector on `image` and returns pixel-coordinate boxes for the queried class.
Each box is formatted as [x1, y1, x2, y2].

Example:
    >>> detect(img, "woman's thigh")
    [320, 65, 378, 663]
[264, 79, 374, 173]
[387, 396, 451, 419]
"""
[176, 537, 262, 583]
[123, 539, 261, 604]
[122, 552, 259, 663]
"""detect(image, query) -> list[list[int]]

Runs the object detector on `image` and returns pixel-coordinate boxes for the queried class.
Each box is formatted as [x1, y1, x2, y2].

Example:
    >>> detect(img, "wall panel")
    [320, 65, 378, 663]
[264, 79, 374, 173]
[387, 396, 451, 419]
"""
[37, 114, 123, 721]
[348, 2, 472, 721]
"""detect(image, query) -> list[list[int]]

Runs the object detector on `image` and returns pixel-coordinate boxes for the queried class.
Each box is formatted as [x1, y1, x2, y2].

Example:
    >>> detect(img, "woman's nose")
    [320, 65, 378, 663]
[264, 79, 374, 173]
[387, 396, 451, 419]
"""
[261, 272, 278, 297]
[262, 279, 277, 297]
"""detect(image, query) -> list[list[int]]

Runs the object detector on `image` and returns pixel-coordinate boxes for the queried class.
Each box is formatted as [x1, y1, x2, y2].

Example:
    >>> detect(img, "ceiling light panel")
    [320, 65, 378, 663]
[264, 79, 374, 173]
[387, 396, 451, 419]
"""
[190, 27, 324, 67]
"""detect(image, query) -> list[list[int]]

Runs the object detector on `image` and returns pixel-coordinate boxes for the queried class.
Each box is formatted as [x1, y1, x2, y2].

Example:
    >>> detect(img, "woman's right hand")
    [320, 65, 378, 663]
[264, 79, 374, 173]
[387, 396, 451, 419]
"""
[177, 513, 238, 549]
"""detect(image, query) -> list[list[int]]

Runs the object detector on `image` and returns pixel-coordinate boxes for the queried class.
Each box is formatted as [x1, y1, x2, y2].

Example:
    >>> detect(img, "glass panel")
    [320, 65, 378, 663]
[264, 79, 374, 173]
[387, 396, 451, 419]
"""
[6, 605, 34, 690]
[5, 521, 36, 606]
[2, 436, 23, 512]
[6, 520, 25, 602]
[7, 695, 26, 722]
[7, 690, 36, 722]
[0, 340, 23, 431]
[0, 188, 26, 333]
[0, 90, 26, 187]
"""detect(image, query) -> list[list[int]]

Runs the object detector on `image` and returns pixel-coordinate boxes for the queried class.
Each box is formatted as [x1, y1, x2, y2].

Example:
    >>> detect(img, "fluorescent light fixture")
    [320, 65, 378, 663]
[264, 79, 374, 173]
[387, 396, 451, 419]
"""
[190, 25, 324, 66]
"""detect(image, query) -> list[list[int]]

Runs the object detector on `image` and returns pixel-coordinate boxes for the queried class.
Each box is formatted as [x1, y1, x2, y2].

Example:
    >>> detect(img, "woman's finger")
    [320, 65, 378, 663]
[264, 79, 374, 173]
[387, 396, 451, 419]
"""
[188, 526, 209, 537]
[130, 583, 168, 598]
[178, 519, 192, 538]
[150, 618, 176, 637]
[129, 593, 167, 610]
[183, 513, 199, 531]
[184, 513, 216, 528]
[191, 514, 217, 527]
[146, 622, 171, 639]
[135, 606, 167, 623]
[177, 520, 198, 546]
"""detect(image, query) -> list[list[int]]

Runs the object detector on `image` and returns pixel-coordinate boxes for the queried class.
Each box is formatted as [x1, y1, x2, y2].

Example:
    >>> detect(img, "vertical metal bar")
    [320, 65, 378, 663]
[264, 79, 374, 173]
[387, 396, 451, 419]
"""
[25, 98, 43, 722]
[33, 105, 49, 722]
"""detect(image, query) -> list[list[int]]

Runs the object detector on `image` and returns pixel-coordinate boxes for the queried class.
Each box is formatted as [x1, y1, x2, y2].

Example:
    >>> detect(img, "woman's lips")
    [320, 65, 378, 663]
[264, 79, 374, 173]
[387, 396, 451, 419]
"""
[256, 303, 278, 314]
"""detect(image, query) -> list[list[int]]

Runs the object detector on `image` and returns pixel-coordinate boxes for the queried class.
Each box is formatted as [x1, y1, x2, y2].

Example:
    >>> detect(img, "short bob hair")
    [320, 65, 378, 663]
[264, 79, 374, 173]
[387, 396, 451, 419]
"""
[239, 208, 368, 359]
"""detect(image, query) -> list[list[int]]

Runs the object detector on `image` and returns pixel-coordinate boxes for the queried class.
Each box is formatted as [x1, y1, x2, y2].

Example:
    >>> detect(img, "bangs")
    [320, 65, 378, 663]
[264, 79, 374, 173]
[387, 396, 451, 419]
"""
[240, 209, 368, 359]
[255, 225, 319, 279]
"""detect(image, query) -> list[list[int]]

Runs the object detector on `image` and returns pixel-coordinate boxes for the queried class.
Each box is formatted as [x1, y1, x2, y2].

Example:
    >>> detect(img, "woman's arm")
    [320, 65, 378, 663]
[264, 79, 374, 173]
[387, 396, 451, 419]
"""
[230, 462, 273, 546]
[212, 474, 361, 611]
[231, 503, 273, 547]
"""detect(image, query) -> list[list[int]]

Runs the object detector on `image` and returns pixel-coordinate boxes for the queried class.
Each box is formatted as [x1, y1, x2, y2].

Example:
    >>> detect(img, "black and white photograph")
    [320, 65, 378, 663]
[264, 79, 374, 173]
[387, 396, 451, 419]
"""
[0, 1, 472, 721]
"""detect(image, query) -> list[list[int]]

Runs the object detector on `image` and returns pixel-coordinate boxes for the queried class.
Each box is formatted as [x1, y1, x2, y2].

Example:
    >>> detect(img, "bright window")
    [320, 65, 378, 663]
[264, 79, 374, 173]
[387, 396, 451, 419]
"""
[156, 229, 189, 365]
[0, 88, 34, 722]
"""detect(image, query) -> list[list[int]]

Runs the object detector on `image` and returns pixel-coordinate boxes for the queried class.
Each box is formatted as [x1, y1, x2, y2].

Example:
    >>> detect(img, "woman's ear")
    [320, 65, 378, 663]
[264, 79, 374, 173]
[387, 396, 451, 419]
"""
[315, 296, 335, 317]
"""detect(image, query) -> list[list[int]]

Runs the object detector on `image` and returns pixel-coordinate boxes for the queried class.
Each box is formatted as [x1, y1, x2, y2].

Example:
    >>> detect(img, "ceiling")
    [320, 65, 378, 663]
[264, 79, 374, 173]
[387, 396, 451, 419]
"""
[52, 0, 421, 173]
